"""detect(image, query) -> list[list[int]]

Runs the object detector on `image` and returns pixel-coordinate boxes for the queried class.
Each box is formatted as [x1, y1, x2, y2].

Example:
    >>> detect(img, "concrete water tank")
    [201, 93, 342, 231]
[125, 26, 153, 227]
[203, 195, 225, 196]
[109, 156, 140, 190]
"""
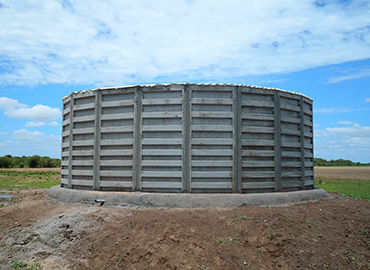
[61, 84, 314, 193]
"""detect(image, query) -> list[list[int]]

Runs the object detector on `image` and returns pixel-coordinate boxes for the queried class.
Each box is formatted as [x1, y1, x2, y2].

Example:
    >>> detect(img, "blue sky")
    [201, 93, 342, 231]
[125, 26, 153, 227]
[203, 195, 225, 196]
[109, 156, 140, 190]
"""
[0, 0, 369, 162]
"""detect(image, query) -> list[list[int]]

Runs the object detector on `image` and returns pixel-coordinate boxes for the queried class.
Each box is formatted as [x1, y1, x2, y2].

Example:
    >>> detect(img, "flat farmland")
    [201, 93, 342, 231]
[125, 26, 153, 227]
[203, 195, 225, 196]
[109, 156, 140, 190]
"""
[315, 166, 370, 180]
[314, 166, 370, 200]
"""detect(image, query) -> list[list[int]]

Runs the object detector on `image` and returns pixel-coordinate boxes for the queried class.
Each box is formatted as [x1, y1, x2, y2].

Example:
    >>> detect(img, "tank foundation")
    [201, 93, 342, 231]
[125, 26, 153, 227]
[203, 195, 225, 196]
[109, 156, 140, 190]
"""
[49, 186, 329, 208]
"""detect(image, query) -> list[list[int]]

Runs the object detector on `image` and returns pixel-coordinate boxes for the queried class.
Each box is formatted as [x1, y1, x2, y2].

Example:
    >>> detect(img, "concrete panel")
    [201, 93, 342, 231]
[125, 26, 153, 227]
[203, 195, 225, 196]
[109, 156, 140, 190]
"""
[62, 84, 314, 193]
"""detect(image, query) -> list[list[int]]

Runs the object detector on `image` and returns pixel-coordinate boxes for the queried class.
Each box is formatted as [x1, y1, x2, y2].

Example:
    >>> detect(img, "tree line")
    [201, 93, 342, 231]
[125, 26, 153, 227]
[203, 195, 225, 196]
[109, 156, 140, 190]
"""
[0, 155, 61, 168]
[314, 158, 370, 166]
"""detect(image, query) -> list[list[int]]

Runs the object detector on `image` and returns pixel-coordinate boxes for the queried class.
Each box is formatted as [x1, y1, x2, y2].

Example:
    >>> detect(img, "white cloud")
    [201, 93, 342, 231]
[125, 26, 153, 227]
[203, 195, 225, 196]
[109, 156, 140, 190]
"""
[25, 120, 60, 127]
[337, 120, 354, 125]
[315, 123, 370, 162]
[0, 97, 61, 123]
[0, 97, 27, 110]
[365, 97, 370, 103]
[6, 104, 61, 122]
[12, 129, 44, 138]
[319, 123, 370, 138]
[0, 129, 60, 157]
[314, 107, 369, 114]
[0, 131, 7, 136]
[25, 121, 45, 127]
[328, 69, 370, 83]
[315, 107, 353, 114]
[0, 1, 369, 85]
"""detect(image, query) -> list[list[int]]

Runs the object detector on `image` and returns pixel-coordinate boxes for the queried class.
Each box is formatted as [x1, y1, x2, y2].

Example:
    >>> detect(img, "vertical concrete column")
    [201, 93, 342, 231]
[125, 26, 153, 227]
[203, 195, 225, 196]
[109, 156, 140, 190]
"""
[182, 84, 191, 193]
[67, 94, 74, 188]
[93, 91, 102, 190]
[274, 91, 282, 192]
[311, 102, 315, 187]
[232, 86, 242, 193]
[132, 86, 142, 191]
[299, 97, 306, 189]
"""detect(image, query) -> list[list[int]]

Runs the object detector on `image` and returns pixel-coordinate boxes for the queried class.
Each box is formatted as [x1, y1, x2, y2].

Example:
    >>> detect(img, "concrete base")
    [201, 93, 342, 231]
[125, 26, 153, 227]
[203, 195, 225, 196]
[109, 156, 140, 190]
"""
[48, 186, 331, 208]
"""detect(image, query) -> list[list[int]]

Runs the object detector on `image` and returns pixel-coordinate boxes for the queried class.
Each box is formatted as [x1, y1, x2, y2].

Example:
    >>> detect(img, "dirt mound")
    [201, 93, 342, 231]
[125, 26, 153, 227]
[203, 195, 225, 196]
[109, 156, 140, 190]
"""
[1, 207, 99, 267]
[0, 190, 369, 269]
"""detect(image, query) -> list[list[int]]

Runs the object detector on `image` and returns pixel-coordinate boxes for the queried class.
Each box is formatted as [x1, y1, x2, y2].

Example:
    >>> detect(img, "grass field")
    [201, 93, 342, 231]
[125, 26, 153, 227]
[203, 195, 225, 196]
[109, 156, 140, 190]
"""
[315, 166, 370, 200]
[315, 178, 370, 200]
[0, 170, 59, 190]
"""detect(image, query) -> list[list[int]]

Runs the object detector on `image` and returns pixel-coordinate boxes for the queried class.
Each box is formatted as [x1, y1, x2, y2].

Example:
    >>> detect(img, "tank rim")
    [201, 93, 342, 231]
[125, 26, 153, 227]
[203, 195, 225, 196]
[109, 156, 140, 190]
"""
[63, 83, 312, 101]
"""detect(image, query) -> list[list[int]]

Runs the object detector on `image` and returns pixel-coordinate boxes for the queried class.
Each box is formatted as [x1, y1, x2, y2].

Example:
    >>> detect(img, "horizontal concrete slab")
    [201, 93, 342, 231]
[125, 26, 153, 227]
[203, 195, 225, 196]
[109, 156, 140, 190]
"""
[48, 186, 331, 208]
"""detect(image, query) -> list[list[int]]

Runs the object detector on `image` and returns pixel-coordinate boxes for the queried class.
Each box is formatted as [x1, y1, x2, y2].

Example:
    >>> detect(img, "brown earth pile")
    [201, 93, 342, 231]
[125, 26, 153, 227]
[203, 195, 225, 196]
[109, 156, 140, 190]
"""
[0, 190, 369, 270]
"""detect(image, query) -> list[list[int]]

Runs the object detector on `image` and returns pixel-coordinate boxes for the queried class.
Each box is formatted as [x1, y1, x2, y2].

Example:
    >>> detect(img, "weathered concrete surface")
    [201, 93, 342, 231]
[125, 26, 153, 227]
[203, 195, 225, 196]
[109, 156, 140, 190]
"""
[48, 186, 331, 208]
[62, 84, 315, 193]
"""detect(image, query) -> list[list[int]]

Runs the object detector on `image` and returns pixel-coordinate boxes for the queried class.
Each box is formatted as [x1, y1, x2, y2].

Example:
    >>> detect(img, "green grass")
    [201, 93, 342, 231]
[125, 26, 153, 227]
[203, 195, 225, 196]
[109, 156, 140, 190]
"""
[232, 215, 248, 221]
[316, 178, 370, 200]
[216, 237, 239, 244]
[0, 170, 59, 190]
[11, 261, 43, 270]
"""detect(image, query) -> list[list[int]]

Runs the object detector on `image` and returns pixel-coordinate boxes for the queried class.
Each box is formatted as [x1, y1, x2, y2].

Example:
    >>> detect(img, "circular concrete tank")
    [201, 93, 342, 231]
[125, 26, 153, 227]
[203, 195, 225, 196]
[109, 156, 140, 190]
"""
[61, 84, 314, 193]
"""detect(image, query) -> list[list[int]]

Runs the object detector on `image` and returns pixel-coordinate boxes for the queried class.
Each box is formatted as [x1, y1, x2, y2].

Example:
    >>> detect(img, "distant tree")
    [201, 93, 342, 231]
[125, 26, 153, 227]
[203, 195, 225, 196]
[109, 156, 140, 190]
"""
[0, 156, 12, 168]
[28, 155, 41, 168]
[314, 158, 327, 166]
[12, 156, 25, 168]
[314, 158, 370, 166]
[40, 156, 52, 167]
[0, 155, 61, 168]
[51, 158, 61, 167]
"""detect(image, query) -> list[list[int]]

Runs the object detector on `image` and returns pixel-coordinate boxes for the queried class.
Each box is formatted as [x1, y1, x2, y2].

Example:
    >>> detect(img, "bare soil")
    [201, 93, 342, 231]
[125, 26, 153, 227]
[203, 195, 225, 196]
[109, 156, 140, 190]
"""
[315, 166, 370, 180]
[0, 190, 369, 270]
